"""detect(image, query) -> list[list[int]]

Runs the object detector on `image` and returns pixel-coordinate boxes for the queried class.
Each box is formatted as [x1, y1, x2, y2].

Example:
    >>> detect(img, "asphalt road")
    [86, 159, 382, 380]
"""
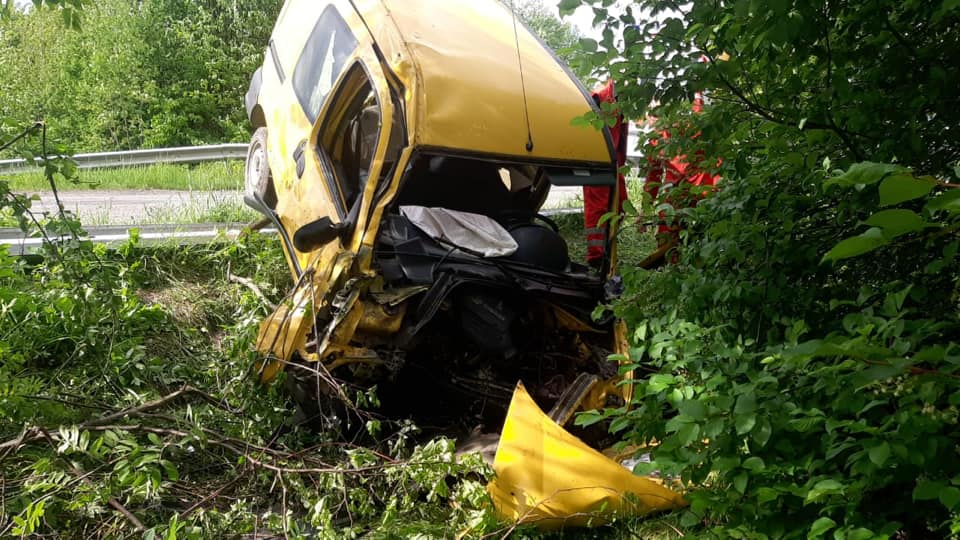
[29, 190, 244, 224]
[25, 186, 583, 225]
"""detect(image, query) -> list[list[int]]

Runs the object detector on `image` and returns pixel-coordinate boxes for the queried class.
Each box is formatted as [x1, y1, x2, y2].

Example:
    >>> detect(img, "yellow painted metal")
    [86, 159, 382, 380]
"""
[549, 304, 605, 334]
[488, 383, 686, 528]
[376, 0, 611, 164]
[253, 276, 317, 384]
[356, 301, 407, 336]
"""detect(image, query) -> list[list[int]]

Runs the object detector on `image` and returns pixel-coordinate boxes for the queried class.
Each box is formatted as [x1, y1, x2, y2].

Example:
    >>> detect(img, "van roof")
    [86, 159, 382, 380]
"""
[369, 0, 615, 168]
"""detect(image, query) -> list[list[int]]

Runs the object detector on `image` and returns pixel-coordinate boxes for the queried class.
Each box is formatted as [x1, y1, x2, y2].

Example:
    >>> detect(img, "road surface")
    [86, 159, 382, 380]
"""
[28, 190, 243, 224]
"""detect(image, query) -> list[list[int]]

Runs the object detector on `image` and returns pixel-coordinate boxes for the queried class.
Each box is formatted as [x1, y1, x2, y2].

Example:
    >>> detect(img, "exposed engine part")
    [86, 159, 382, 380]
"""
[547, 372, 599, 426]
[382, 348, 406, 374]
[456, 293, 517, 358]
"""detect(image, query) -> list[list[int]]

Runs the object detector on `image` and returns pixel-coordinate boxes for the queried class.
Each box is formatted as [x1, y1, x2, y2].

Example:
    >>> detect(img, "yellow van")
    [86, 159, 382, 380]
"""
[243, 0, 684, 526]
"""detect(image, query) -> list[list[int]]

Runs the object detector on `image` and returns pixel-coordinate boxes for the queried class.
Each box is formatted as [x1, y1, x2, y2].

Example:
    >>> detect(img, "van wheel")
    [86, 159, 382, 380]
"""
[246, 127, 277, 210]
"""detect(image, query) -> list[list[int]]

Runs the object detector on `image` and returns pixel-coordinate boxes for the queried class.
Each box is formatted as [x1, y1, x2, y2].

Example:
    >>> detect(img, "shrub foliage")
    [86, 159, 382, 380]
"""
[566, 0, 960, 536]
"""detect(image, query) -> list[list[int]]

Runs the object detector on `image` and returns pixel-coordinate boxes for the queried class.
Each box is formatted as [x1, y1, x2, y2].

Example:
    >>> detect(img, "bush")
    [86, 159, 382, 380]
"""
[565, 0, 960, 535]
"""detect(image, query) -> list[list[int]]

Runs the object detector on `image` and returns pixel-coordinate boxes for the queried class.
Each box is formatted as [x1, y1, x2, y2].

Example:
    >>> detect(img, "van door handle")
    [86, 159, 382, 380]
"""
[292, 139, 307, 178]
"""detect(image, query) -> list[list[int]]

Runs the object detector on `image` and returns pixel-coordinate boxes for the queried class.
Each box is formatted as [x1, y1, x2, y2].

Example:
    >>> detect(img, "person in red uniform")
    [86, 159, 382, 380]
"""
[583, 79, 630, 268]
[643, 94, 720, 264]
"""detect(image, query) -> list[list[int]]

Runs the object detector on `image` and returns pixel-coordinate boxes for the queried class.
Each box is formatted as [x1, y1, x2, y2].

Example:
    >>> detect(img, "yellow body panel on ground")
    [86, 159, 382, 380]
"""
[489, 384, 687, 528]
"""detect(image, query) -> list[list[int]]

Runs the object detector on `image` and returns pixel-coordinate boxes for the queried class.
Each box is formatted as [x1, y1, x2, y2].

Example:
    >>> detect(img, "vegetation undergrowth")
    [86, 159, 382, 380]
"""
[0, 171, 685, 540]
[0, 198, 508, 538]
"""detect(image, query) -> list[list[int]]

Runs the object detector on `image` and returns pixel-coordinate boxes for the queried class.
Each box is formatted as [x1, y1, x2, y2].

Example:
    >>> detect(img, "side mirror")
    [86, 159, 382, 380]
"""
[293, 216, 346, 252]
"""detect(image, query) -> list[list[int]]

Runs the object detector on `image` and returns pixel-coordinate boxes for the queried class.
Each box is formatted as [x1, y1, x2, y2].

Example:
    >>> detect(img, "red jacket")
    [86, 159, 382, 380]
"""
[584, 80, 629, 265]
[644, 101, 720, 237]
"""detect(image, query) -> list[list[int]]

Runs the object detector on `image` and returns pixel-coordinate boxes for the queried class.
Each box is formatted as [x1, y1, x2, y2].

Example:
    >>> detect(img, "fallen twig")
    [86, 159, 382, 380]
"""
[243, 217, 272, 235]
[228, 271, 277, 310]
[87, 385, 239, 426]
[0, 386, 237, 456]
[179, 475, 244, 519]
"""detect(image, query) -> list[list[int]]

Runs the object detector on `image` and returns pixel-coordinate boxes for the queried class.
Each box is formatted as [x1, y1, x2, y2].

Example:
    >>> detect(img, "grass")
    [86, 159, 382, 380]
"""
[137, 198, 258, 225]
[3, 160, 244, 192]
[553, 177, 659, 269]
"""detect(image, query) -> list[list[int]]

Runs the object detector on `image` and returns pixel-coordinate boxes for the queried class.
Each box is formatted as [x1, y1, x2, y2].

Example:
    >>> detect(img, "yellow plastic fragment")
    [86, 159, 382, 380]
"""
[488, 383, 687, 529]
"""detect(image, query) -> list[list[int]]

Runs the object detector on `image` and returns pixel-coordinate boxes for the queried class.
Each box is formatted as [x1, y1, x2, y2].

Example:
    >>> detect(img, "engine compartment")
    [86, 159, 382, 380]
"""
[283, 152, 621, 439]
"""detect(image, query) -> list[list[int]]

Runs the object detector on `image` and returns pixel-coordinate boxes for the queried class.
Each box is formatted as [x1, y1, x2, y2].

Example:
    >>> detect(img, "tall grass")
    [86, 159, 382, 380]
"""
[3, 161, 244, 192]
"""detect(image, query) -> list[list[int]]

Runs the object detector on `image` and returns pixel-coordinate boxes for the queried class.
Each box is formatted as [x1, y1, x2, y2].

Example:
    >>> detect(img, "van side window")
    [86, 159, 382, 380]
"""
[318, 66, 380, 214]
[293, 5, 357, 124]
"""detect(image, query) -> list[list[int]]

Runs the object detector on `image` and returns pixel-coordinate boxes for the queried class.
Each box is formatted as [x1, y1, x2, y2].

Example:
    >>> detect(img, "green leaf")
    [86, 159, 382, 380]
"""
[679, 510, 700, 528]
[678, 399, 707, 420]
[734, 393, 756, 414]
[677, 423, 701, 445]
[806, 479, 844, 502]
[879, 174, 936, 206]
[735, 412, 757, 434]
[939, 486, 960, 510]
[913, 480, 945, 500]
[753, 420, 773, 446]
[579, 38, 598, 52]
[574, 410, 604, 427]
[826, 162, 906, 188]
[743, 456, 765, 471]
[925, 189, 960, 213]
[851, 364, 902, 388]
[864, 209, 926, 239]
[558, 0, 581, 15]
[846, 528, 875, 540]
[822, 227, 888, 262]
[647, 374, 676, 393]
[868, 442, 890, 466]
[757, 487, 780, 503]
[161, 459, 179, 482]
[733, 472, 748, 494]
[810, 517, 836, 537]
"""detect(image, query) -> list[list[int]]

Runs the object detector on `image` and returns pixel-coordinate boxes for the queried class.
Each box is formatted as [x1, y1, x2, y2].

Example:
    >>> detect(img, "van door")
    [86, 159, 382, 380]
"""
[254, 3, 397, 381]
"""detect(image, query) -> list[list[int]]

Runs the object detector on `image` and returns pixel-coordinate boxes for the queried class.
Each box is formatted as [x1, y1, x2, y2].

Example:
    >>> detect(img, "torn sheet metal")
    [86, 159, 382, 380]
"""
[488, 383, 687, 529]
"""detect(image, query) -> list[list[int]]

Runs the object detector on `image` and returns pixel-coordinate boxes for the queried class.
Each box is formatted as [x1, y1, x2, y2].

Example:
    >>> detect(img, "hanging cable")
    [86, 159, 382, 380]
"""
[508, 0, 534, 152]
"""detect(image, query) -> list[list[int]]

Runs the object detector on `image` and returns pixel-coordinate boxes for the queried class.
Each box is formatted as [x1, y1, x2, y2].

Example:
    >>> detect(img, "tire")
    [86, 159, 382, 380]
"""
[283, 357, 365, 438]
[245, 127, 278, 210]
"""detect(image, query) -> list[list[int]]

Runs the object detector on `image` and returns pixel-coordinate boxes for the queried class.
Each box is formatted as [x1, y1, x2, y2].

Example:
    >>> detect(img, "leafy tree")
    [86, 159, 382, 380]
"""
[505, 0, 592, 81]
[0, 0, 277, 152]
[136, 0, 278, 147]
[562, 0, 960, 536]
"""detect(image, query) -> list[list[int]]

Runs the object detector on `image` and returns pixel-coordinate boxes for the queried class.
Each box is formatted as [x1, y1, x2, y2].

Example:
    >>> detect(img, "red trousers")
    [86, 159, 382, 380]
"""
[584, 176, 628, 265]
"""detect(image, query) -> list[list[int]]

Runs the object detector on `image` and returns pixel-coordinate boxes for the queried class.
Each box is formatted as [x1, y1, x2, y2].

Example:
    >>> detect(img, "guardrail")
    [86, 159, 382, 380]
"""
[0, 132, 647, 176]
[0, 143, 249, 174]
